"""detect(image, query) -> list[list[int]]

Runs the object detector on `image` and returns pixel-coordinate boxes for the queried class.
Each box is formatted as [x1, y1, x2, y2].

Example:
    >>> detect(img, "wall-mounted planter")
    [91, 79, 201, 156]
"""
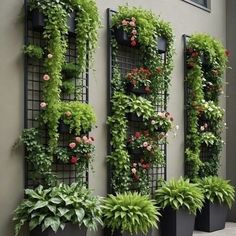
[114, 28, 130, 46]
[157, 37, 167, 54]
[128, 147, 144, 158]
[126, 112, 143, 122]
[58, 120, 70, 133]
[30, 224, 86, 236]
[195, 201, 228, 232]
[160, 207, 195, 236]
[126, 84, 151, 95]
[31, 9, 75, 33]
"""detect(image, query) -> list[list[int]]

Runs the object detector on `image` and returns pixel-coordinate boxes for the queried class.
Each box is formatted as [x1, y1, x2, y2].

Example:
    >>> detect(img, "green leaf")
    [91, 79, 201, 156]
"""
[75, 209, 85, 222]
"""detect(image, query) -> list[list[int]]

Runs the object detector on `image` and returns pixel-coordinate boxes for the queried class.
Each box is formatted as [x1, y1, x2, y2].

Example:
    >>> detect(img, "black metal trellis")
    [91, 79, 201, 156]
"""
[107, 8, 167, 196]
[24, 0, 89, 188]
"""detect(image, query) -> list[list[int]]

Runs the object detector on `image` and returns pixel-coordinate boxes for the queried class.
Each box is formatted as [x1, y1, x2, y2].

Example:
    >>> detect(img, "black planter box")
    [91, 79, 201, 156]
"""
[157, 36, 167, 54]
[128, 147, 144, 159]
[31, 224, 86, 236]
[195, 201, 228, 232]
[126, 84, 150, 95]
[111, 229, 152, 236]
[160, 207, 195, 236]
[126, 113, 143, 122]
[58, 120, 70, 133]
[114, 28, 130, 46]
[67, 11, 76, 34]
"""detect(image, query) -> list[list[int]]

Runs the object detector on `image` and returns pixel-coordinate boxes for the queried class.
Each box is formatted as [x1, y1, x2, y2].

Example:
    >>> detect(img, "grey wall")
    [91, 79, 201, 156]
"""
[226, 0, 236, 222]
[0, 0, 230, 236]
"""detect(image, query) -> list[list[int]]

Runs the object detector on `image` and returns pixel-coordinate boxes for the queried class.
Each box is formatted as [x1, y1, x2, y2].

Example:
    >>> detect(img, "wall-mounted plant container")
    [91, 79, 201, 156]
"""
[126, 112, 143, 122]
[114, 28, 130, 46]
[58, 120, 70, 133]
[160, 207, 195, 236]
[31, 9, 44, 30]
[31, 224, 86, 236]
[195, 201, 228, 232]
[128, 148, 144, 158]
[157, 37, 167, 54]
[126, 84, 151, 95]
[67, 11, 76, 34]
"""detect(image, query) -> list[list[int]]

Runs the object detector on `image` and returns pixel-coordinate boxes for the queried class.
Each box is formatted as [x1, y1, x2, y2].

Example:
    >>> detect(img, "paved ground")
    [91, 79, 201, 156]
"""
[193, 223, 236, 236]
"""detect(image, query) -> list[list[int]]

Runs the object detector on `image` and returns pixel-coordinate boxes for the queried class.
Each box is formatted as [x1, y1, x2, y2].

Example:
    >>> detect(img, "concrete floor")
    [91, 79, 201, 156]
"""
[193, 223, 236, 236]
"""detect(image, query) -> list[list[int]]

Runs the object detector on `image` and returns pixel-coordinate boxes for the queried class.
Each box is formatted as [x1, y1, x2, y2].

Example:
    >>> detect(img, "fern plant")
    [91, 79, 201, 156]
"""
[155, 178, 204, 215]
[102, 192, 159, 234]
[197, 176, 235, 208]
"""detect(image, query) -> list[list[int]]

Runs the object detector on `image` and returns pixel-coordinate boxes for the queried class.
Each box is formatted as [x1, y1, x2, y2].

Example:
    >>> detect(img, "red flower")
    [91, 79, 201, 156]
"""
[70, 156, 78, 164]
[191, 51, 199, 57]
[131, 40, 137, 47]
[134, 131, 141, 139]
[225, 50, 230, 57]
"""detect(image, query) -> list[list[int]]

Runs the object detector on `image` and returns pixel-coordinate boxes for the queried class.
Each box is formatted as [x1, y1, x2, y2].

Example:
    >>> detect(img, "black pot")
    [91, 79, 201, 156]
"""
[58, 120, 70, 133]
[128, 147, 144, 158]
[30, 224, 86, 236]
[111, 229, 152, 236]
[31, 9, 45, 30]
[160, 207, 195, 236]
[126, 84, 151, 95]
[114, 28, 130, 46]
[195, 201, 228, 232]
[68, 11, 76, 34]
[126, 113, 143, 122]
[157, 36, 167, 54]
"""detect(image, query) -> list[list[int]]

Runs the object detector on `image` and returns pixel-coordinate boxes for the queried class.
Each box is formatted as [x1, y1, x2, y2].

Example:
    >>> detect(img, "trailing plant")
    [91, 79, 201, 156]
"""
[196, 176, 235, 208]
[13, 183, 103, 235]
[24, 44, 44, 59]
[60, 101, 96, 135]
[185, 33, 228, 178]
[62, 62, 79, 79]
[155, 177, 204, 215]
[62, 80, 76, 94]
[102, 192, 159, 234]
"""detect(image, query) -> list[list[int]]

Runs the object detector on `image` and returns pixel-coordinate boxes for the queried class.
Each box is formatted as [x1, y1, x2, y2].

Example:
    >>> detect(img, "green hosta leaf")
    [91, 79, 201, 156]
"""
[58, 207, 70, 217]
[50, 198, 62, 204]
[75, 209, 85, 222]
[43, 216, 60, 232]
[32, 201, 48, 211]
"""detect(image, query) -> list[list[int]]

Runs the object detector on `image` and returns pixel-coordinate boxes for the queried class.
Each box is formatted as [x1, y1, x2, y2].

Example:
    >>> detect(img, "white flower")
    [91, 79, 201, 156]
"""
[131, 168, 137, 174]
[200, 126, 205, 131]
[175, 125, 179, 130]
[151, 120, 156, 125]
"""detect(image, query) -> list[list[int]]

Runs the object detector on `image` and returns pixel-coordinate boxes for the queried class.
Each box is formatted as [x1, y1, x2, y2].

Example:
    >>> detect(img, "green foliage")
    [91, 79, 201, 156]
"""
[60, 101, 96, 135]
[62, 80, 76, 94]
[201, 132, 218, 146]
[24, 44, 44, 59]
[13, 183, 103, 235]
[155, 178, 204, 215]
[102, 192, 159, 234]
[196, 176, 235, 208]
[62, 63, 79, 79]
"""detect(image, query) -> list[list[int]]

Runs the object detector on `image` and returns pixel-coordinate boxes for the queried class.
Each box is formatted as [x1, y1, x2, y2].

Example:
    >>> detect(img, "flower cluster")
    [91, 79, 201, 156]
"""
[126, 67, 152, 92]
[121, 17, 138, 47]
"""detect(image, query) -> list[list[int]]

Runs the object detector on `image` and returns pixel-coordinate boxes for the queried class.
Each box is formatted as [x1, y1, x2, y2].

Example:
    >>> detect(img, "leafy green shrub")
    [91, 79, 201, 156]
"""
[197, 176, 235, 208]
[13, 183, 103, 235]
[24, 44, 44, 59]
[102, 192, 159, 234]
[62, 63, 79, 79]
[62, 80, 76, 94]
[155, 178, 204, 215]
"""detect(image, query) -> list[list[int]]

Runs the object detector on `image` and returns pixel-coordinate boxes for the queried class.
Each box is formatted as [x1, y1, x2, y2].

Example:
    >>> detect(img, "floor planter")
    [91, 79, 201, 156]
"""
[30, 224, 86, 236]
[126, 113, 143, 122]
[157, 36, 167, 54]
[195, 201, 228, 232]
[111, 229, 152, 236]
[160, 207, 195, 236]
[126, 84, 151, 95]
[114, 28, 130, 46]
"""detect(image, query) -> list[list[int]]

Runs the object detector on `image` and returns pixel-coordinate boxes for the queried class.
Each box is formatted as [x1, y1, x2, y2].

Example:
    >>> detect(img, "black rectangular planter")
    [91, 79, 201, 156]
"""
[127, 147, 144, 159]
[114, 28, 130, 46]
[157, 37, 167, 54]
[111, 229, 152, 236]
[67, 11, 76, 34]
[195, 201, 228, 232]
[126, 113, 143, 122]
[58, 120, 70, 133]
[126, 84, 150, 95]
[30, 224, 86, 236]
[160, 207, 195, 236]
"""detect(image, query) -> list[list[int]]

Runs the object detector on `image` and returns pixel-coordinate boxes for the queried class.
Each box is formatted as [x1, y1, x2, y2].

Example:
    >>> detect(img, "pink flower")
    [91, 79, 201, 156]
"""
[122, 20, 128, 26]
[129, 21, 136, 27]
[143, 142, 148, 147]
[88, 138, 93, 144]
[75, 137, 81, 143]
[69, 142, 76, 149]
[90, 136, 95, 141]
[65, 111, 72, 117]
[132, 29, 137, 35]
[130, 36, 135, 41]
[43, 74, 50, 81]
[135, 132, 141, 139]
[131, 168, 137, 174]
[82, 136, 88, 142]
[70, 156, 78, 164]
[204, 123, 208, 128]
[47, 54, 53, 59]
[151, 120, 156, 125]
[133, 163, 137, 167]
[131, 40, 137, 47]
[147, 145, 152, 151]
[40, 102, 47, 108]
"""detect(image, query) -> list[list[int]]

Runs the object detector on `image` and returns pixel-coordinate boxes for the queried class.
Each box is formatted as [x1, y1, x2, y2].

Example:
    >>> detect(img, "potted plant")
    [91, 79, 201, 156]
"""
[61, 80, 76, 95]
[195, 176, 235, 232]
[62, 63, 79, 79]
[155, 178, 204, 236]
[13, 183, 103, 236]
[102, 192, 159, 236]
[24, 44, 44, 60]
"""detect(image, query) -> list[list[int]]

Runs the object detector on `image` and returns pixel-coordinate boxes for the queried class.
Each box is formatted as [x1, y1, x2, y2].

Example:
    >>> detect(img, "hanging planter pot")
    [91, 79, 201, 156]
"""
[157, 36, 167, 54]
[127, 147, 144, 159]
[58, 119, 70, 133]
[30, 224, 86, 236]
[195, 201, 228, 232]
[126, 112, 143, 122]
[113, 28, 130, 46]
[160, 207, 195, 236]
[31, 9, 45, 30]
[126, 83, 151, 95]
[68, 11, 76, 34]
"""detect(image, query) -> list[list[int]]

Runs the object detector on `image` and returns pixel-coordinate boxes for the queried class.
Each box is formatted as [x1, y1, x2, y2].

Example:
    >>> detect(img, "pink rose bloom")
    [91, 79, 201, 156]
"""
[131, 17, 136, 22]
[82, 136, 88, 142]
[143, 142, 148, 147]
[130, 36, 135, 41]
[43, 74, 50, 81]
[75, 137, 81, 143]
[88, 137, 93, 144]
[204, 123, 208, 128]
[122, 20, 128, 26]
[69, 142, 76, 149]
[151, 120, 156, 125]
[131, 168, 137, 174]
[129, 21, 136, 27]
[147, 145, 152, 151]
[40, 102, 47, 108]
[47, 54, 53, 59]
[132, 29, 137, 35]
[65, 111, 72, 117]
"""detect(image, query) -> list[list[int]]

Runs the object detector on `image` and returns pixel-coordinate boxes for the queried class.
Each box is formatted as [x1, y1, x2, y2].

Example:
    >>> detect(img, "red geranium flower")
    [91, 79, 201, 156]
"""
[134, 131, 141, 139]
[131, 40, 137, 47]
[70, 156, 78, 164]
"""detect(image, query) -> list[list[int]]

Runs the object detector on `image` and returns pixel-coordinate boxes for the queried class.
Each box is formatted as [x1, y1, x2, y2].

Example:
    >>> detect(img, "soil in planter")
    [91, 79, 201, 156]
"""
[126, 83, 151, 95]
[195, 201, 228, 232]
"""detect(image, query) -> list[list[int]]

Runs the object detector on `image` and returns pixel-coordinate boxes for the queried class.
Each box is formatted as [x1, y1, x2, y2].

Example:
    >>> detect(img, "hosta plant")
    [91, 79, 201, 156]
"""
[13, 183, 103, 235]
[197, 176, 235, 208]
[155, 177, 204, 215]
[102, 192, 159, 234]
